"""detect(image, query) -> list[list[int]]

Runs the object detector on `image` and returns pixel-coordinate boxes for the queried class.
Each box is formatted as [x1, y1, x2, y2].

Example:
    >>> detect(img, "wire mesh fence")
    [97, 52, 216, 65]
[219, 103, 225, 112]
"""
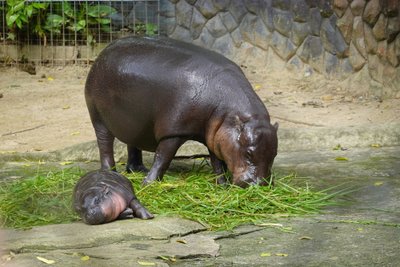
[0, 0, 160, 65]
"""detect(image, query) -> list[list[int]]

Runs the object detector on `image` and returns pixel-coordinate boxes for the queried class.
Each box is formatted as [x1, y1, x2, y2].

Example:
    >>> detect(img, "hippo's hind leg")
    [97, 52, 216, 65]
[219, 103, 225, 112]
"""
[209, 150, 229, 185]
[142, 138, 184, 185]
[92, 120, 116, 171]
[126, 146, 149, 173]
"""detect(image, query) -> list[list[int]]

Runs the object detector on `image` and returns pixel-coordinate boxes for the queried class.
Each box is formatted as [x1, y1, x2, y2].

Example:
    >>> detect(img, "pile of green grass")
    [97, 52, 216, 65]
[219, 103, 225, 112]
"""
[0, 168, 82, 229]
[0, 166, 345, 230]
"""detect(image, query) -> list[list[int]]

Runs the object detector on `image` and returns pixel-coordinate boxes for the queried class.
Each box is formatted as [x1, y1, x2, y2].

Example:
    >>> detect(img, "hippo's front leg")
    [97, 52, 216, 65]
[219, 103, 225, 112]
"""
[142, 138, 184, 185]
[209, 150, 229, 185]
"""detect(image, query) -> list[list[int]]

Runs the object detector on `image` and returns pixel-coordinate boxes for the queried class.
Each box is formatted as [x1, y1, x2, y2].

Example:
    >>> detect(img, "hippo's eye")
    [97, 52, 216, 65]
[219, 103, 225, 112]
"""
[246, 149, 253, 159]
[246, 146, 256, 158]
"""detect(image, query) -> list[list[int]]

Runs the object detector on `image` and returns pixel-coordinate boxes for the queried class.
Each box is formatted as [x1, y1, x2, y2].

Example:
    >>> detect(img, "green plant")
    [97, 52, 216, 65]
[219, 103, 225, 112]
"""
[133, 23, 158, 36]
[5, 0, 48, 40]
[44, 1, 116, 45]
[5, 0, 117, 45]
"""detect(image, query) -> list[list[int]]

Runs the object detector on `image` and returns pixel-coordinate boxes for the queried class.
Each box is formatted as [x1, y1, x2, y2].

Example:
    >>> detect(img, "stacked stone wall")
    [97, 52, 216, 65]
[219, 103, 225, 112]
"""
[161, 0, 400, 97]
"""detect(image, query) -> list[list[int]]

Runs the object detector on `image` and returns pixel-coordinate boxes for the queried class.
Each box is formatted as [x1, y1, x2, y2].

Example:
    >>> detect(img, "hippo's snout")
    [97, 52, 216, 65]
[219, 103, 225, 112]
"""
[83, 206, 105, 225]
[232, 169, 273, 188]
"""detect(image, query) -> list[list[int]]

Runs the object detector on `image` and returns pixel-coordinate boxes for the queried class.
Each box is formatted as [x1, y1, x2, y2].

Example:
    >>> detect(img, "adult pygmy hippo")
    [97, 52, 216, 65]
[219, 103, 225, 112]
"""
[85, 36, 278, 188]
[73, 170, 153, 225]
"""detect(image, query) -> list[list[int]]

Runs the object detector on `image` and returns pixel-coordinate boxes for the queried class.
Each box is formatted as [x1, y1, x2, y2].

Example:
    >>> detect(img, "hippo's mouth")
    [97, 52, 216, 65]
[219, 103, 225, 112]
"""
[83, 206, 105, 225]
[232, 168, 272, 188]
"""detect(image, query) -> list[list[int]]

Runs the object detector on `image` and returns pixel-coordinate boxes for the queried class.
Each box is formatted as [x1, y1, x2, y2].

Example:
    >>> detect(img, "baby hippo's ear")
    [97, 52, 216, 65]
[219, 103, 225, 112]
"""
[273, 122, 279, 131]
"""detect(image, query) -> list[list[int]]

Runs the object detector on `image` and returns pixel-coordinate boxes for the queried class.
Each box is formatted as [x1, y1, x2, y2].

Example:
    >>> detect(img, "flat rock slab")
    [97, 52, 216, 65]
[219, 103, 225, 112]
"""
[190, 218, 400, 266]
[1, 217, 219, 266]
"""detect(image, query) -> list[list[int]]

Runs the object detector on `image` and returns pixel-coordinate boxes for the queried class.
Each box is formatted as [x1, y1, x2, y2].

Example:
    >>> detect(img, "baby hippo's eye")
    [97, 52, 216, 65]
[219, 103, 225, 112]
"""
[246, 146, 256, 158]
[246, 149, 253, 159]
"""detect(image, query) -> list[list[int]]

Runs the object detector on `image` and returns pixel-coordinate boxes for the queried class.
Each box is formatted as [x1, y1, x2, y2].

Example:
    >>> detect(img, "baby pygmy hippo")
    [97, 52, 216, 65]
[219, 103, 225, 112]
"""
[73, 170, 153, 225]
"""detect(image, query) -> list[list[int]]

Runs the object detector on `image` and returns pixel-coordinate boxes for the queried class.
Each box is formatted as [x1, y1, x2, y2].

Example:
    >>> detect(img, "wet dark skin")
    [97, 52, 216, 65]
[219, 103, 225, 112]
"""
[73, 170, 153, 225]
[85, 36, 278, 188]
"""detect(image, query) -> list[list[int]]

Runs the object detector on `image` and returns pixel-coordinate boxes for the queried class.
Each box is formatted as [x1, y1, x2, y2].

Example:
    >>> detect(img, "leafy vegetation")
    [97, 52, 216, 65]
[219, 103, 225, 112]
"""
[3, 0, 157, 45]
[43, 1, 116, 44]
[0, 165, 348, 230]
[5, 0, 48, 40]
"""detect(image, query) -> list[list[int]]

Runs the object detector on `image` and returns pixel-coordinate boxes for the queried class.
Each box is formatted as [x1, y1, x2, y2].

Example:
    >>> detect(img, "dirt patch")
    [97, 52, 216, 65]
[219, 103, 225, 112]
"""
[0, 65, 399, 153]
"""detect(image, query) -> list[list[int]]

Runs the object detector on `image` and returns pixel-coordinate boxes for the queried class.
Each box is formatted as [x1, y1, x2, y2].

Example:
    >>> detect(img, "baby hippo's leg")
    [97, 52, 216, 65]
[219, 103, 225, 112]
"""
[129, 197, 154, 219]
[117, 208, 134, 220]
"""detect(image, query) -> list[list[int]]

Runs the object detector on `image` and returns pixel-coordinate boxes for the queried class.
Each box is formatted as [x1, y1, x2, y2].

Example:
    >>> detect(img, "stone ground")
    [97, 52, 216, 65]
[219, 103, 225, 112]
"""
[1, 147, 399, 266]
[0, 66, 400, 266]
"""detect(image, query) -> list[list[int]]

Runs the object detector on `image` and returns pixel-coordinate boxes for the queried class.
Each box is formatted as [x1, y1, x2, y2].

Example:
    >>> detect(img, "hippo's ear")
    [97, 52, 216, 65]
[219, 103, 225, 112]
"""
[273, 122, 279, 132]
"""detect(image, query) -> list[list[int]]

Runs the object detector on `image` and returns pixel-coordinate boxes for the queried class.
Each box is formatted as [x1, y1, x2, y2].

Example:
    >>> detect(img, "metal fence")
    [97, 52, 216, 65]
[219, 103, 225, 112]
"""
[0, 0, 160, 65]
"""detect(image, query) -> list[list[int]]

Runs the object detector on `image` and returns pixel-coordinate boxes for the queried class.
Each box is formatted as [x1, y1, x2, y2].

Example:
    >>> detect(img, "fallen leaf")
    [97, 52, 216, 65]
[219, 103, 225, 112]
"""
[374, 181, 384, 186]
[321, 95, 333, 101]
[371, 143, 381, 148]
[335, 157, 348, 161]
[60, 161, 73, 166]
[281, 226, 295, 233]
[299, 236, 313, 240]
[158, 255, 176, 262]
[254, 84, 262, 91]
[62, 105, 70, 110]
[357, 228, 363, 232]
[36, 256, 55, 264]
[176, 239, 187, 244]
[81, 255, 90, 261]
[333, 144, 342, 150]
[137, 261, 156, 266]
[260, 252, 271, 257]
[275, 253, 288, 257]
[47, 77, 54, 81]
[70, 131, 80, 136]
[158, 255, 169, 261]
[255, 223, 283, 227]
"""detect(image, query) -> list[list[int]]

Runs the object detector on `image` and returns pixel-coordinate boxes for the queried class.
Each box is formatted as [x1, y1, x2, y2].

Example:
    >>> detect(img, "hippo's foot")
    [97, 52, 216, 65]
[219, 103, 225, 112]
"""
[216, 175, 229, 186]
[141, 175, 160, 186]
[126, 164, 149, 174]
[130, 199, 154, 219]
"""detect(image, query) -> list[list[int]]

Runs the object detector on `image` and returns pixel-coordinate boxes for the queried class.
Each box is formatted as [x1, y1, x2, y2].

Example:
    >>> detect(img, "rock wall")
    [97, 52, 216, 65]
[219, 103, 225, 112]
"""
[160, 0, 400, 98]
